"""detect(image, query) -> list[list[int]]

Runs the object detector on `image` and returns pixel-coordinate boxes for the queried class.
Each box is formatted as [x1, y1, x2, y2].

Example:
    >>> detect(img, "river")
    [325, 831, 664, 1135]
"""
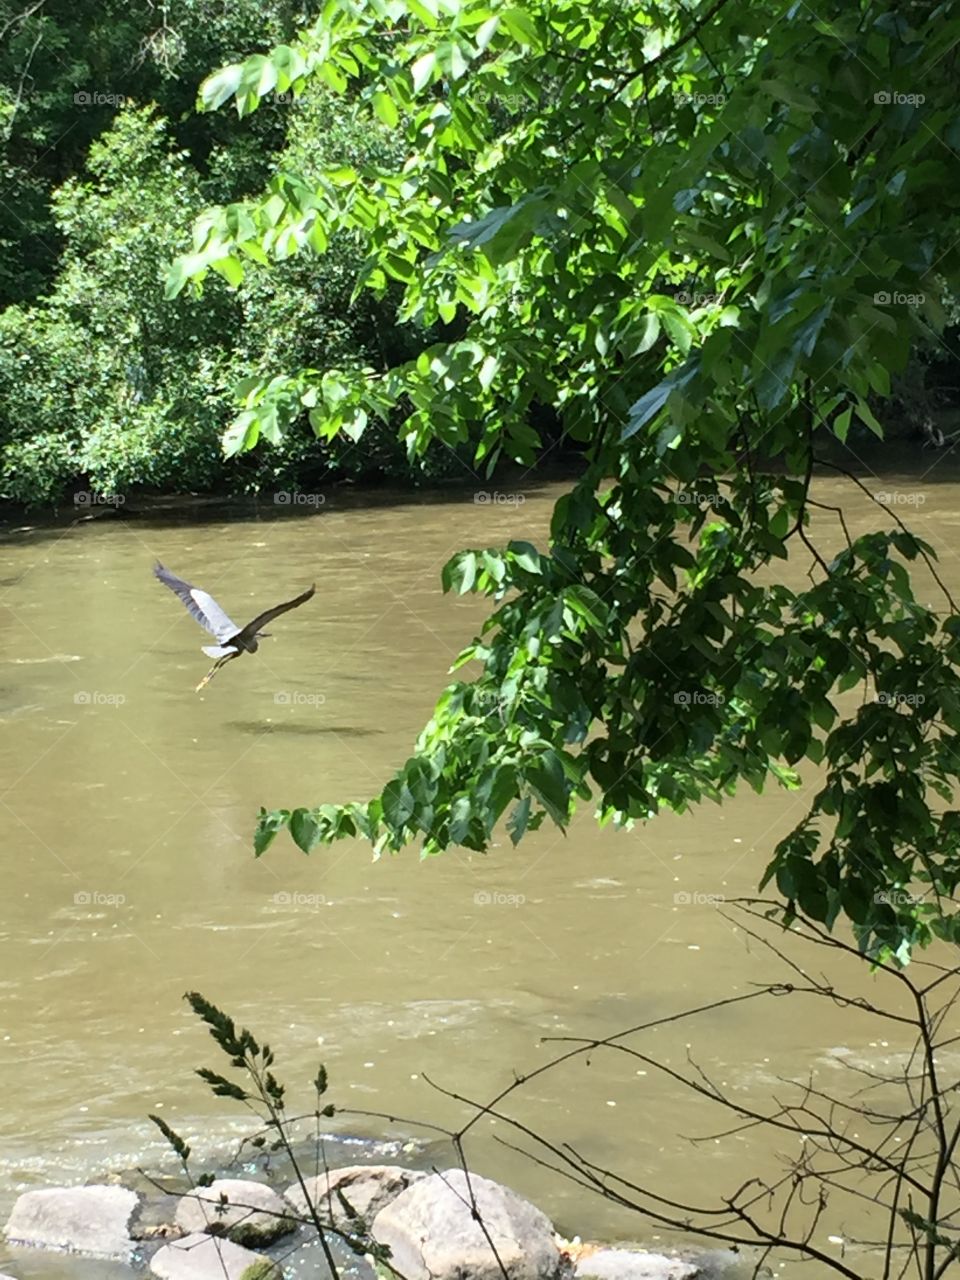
[0, 462, 957, 1273]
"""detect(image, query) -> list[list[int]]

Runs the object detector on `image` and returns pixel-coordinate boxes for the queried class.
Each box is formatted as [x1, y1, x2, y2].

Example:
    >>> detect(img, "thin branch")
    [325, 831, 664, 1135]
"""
[812, 456, 958, 613]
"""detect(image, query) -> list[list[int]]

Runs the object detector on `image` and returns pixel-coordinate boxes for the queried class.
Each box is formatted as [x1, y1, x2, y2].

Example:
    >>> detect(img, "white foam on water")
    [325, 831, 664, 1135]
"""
[4, 654, 82, 664]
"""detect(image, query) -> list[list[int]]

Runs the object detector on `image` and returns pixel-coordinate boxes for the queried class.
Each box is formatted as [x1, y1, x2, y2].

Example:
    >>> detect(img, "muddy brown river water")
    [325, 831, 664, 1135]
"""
[0, 462, 958, 1275]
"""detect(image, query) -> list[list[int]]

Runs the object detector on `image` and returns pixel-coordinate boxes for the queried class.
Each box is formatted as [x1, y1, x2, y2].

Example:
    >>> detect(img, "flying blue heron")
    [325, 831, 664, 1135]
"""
[154, 562, 316, 692]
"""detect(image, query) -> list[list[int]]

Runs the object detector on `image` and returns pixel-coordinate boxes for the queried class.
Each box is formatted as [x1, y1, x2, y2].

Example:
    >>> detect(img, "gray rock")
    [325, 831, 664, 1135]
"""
[575, 1250, 699, 1280]
[285, 1164, 425, 1233]
[174, 1180, 294, 1247]
[3, 1184, 141, 1260]
[690, 1249, 747, 1280]
[150, 1231, 279, 1280]
[372, 1169, 559, 1280]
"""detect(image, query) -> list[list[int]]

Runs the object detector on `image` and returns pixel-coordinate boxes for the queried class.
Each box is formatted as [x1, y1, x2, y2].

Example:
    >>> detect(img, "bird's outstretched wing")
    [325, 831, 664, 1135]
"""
[153, 562, 241, 643]
[240, 584, 316, 640]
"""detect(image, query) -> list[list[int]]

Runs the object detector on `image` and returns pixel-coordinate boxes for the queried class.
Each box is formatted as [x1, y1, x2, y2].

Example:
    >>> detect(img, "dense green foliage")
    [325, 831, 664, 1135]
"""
[0, 1, 459, 502]
[170, 0, 960, 962]
[0, 0, 298, 305]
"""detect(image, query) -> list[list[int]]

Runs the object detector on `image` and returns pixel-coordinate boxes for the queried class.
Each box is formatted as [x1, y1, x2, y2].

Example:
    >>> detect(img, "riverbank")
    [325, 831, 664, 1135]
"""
[0, 428, 952, 531]
[1, 1150, 750, 1280]
[0, 455, 589, 527]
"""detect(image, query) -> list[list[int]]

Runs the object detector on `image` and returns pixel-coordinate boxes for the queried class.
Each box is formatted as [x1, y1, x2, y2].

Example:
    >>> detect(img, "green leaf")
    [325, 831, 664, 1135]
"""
[290, 808, 321, 853]
[210, 256, 244, 288]
[661, 310, 695, 355]
[500, 8, 540, 46]
[382, 778, 416, 827]
[622, 380, 671, 441]
[475, 14, 500, 50]
[410, 51, 437, 92]
[254, 809, 289, 858]
[507, 795, 531, 845]
[406, 0, 440, 25]
[478, 355, 499, 390]
[635, 312, 661, 354]
[527, 751, 571, 826]
[508, 541, 541, 574]
[760, 78, 818, 112]
[855, 398, 884, 438]
[565, 585, 609, 631]
[446, 550, 478, 593]
[449, 796, 472, 842]
[833, 406, 852, 443]
[341, 407, 368, 442]
[164, 260, 188, 300]
[372, 91, 399, 127]
[447, 194, 548, 265]
[200, 64, 244, 111]
[223, 413, 259, 458]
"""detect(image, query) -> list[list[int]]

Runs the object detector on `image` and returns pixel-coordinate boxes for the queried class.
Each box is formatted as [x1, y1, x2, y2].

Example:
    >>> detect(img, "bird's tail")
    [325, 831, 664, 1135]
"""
[202, 645, 236, 658]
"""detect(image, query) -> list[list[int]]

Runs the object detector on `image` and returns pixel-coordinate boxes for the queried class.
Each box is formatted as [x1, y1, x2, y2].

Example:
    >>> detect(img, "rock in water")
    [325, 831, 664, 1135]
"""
[372, 1169, 560, 1279]
[284, 1164, 425, 1231]
[3, 1185, 141, 1260]
[173, 1179, 294, 1247]
[575, 1250, 700, 1280]
[151, 1232, 279, 1280]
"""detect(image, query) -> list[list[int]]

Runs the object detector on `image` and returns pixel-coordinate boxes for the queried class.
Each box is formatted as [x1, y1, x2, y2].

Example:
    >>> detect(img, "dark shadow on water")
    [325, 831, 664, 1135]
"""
[6, 438, 960, 550]
[0, 459, 585, 545]
[227, 720, 384, 737]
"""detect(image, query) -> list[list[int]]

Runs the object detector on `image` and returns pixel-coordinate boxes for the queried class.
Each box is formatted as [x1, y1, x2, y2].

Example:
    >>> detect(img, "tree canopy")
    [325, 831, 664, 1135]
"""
[167, 0, 960, 962]
[0, 0, 463, 502]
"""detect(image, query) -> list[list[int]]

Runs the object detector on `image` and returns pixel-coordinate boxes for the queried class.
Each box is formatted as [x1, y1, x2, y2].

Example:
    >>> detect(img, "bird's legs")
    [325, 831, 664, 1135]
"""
[195, 652, 238, 693]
